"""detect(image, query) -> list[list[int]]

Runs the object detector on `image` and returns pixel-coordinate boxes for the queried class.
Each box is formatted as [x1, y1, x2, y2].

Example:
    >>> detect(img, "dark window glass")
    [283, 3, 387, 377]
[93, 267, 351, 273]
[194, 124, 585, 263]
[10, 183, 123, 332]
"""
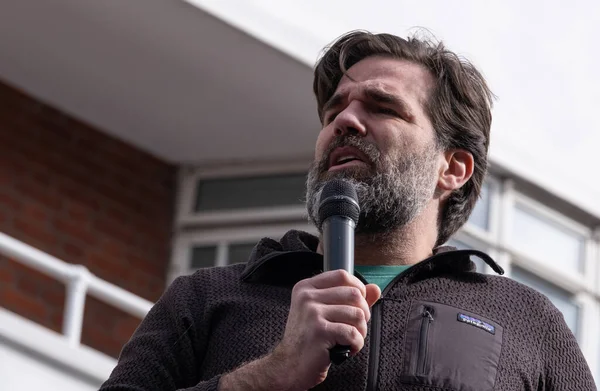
[194, 173, 307, 212]
[190, 245, 217, 269]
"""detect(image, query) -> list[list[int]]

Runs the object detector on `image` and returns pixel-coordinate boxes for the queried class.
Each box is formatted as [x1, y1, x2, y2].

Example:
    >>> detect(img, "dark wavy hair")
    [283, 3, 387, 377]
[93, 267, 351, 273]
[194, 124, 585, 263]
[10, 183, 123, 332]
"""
[313, 30, 494, 245]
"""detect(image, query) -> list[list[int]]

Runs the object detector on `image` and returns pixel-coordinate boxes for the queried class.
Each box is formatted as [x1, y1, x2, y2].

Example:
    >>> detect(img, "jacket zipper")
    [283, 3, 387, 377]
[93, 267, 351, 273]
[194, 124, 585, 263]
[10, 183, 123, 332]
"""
[365, 267, 411, 391]
[417, 307, 434, 375]
[366, 302, 381, 391]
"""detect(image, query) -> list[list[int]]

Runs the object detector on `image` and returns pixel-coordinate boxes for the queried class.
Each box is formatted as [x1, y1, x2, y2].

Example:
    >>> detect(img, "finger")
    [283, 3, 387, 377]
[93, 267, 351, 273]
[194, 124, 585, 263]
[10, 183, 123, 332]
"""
[309, 270, 366, 296]
[312, 287, 371, 322]
[322, 304, 368, 338]
[324, 322, 365, 355]
[365, 284, 382, 307]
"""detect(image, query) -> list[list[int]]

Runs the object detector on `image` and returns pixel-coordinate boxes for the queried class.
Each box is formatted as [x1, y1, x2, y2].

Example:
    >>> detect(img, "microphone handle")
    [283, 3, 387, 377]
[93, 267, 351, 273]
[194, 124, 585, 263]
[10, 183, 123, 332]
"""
[322, 216, 355, 365]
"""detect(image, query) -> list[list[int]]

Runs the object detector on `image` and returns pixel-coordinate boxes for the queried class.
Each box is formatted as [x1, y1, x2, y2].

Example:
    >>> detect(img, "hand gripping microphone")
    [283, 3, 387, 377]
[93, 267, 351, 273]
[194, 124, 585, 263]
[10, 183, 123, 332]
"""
[317, 179, 360, 365]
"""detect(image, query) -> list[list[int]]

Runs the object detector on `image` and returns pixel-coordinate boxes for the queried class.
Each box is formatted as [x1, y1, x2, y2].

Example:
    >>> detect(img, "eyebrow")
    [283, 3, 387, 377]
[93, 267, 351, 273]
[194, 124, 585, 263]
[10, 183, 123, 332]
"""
[322, 87, 414, 121]
[322, 93, 345, 118]
[364, 88, 414, 119]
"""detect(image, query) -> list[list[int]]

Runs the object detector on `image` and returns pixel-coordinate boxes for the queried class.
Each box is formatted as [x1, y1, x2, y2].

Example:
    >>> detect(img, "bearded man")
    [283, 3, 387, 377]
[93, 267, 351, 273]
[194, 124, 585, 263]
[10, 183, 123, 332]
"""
[100, 30, 596, 391]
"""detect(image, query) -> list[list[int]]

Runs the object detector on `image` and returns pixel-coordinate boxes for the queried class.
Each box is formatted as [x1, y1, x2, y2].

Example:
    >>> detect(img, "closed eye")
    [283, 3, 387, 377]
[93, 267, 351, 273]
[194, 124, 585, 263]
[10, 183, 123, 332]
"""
[377, 107, 401, 118]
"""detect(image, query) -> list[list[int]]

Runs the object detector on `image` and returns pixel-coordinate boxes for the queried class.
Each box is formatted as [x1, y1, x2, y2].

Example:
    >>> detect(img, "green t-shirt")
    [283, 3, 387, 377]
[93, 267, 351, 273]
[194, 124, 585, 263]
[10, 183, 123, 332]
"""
[355, 265, 412, 292]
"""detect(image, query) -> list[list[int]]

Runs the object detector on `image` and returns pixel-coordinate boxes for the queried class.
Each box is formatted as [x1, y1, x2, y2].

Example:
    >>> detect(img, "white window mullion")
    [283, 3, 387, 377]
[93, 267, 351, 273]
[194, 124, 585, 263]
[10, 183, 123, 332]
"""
[592, 228, 600, 297]
[175, 166, 199, 224]
[574, 292, 599, 379]
[498, 178, 515, 246]
[216, 242, 228, 267]
[583, 232, 598, 293]
[487, 176, 503, 243]
[167, 235, 189, 284]
[494, 178, 514, 275]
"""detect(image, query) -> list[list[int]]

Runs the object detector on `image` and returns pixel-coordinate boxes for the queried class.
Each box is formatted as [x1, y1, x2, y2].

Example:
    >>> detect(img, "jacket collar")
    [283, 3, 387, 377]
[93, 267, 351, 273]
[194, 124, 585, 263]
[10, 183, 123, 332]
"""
[240, 230, 504, 286]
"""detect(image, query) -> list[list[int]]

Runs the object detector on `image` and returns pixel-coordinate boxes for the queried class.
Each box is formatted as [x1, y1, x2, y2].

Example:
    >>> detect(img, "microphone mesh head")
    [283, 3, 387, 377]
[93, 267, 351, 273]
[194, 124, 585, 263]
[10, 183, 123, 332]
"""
[317, 179, 360, 230]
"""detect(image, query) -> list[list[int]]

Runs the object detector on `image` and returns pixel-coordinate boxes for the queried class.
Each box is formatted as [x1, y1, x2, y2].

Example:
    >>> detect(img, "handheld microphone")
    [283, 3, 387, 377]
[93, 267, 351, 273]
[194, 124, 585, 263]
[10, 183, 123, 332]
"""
[317, 179, 360, 365]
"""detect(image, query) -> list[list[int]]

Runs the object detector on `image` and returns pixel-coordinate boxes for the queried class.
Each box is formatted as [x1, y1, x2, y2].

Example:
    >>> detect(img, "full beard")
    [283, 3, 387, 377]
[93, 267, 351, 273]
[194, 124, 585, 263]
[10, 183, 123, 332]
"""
[306, 135, 439, 236]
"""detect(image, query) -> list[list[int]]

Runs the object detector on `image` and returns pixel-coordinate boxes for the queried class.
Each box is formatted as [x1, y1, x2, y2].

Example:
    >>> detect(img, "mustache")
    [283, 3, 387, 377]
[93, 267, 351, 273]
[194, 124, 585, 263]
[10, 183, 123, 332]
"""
[318, 135, 382, 173]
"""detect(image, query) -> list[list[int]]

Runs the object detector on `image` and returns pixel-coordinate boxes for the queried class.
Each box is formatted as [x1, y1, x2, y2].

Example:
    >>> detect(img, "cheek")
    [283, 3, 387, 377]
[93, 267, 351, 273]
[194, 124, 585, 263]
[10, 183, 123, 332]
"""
[388, 130, 426, 155]
[375, 132, 401, 156]
[314, 127, 333, 159]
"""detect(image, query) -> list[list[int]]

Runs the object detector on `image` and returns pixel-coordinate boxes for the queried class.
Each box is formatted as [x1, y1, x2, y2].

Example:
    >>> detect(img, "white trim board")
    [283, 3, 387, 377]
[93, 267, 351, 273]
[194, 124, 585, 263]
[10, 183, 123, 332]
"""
[0, 308, 116, 384]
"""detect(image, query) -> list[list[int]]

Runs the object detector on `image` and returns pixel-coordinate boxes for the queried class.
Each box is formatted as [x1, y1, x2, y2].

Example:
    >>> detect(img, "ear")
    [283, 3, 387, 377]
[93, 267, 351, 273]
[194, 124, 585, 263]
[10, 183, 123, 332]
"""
[437, 149, 474, 200]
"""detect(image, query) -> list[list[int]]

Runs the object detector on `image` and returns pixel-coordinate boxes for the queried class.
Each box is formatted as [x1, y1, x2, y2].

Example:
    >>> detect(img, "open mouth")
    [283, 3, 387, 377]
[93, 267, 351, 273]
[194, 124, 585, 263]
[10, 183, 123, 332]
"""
[328, 146, 370, 171]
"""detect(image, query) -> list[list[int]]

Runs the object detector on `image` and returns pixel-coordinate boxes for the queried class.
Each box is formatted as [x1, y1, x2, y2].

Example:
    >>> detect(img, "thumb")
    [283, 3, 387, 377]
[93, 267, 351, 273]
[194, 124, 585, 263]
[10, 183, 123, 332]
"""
[365, 283, 381, 307]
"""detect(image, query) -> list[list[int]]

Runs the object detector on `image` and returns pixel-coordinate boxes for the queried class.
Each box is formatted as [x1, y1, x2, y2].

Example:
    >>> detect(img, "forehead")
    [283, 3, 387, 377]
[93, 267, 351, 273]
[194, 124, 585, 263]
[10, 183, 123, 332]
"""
[335, 56, 434, 108]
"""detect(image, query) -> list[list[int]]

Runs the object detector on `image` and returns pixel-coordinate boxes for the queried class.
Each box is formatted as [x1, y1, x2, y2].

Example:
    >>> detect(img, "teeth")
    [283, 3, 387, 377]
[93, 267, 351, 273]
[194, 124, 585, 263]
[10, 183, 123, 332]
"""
[337, 155, 357, 163]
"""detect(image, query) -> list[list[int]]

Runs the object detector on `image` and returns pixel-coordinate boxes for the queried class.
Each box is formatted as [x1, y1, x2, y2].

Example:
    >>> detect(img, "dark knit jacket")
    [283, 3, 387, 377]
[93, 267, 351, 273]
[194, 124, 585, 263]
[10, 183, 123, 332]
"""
[100, 230, 596, 391]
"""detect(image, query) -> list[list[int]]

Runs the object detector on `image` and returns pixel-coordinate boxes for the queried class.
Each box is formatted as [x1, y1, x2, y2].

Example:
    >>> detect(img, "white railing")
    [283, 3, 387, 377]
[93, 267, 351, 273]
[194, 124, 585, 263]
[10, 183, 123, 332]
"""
[0, 232, 154, 347]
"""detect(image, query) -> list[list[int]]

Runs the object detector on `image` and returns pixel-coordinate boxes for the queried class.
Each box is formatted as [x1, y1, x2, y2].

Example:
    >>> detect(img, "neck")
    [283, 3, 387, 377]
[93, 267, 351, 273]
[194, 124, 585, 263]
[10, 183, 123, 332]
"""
[317, 204, 438, 266]
[354, 227, 428, 266]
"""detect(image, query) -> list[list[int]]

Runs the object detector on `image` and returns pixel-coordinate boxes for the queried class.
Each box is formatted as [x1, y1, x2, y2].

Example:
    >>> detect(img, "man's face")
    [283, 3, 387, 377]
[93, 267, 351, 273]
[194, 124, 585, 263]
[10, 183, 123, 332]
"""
[306, 56, 443, 234]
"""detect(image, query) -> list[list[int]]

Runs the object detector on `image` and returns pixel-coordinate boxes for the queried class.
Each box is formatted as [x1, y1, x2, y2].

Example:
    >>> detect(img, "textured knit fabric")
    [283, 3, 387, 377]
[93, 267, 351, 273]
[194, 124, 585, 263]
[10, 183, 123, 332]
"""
[99, 230, 596, 391]
[355, 265, 412, 292]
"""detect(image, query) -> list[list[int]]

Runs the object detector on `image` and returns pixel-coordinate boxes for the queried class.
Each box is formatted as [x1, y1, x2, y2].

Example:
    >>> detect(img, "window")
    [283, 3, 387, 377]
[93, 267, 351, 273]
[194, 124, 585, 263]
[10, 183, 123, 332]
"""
[190, 245, 218, 269]
[194, 173, 307, 212]
[510, 266, 579, 338]
[189, 241, 260, 270]
[172, 221, 318, 280]
[468, 181, 491, 231]
[510, 202, 586, 272]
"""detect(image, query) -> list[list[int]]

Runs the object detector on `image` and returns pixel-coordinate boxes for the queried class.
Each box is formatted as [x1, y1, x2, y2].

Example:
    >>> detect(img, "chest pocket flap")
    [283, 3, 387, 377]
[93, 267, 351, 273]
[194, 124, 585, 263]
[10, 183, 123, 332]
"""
[400, 300, 503, 391]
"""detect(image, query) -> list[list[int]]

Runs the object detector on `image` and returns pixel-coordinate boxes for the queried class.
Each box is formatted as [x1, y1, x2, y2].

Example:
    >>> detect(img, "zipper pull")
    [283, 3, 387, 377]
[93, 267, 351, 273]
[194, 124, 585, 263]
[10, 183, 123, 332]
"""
[422, 309, 434, 321]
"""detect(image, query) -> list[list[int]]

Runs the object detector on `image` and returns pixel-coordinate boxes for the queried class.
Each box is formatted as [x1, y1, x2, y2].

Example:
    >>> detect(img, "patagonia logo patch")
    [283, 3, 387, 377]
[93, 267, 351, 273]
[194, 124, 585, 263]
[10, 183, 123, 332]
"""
[457, 313, 495, 335]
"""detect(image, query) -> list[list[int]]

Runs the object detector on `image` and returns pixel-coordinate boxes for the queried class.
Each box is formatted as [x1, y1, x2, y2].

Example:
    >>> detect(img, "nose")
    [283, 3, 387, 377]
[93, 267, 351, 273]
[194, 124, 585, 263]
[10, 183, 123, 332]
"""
[332, 102, 367, 137]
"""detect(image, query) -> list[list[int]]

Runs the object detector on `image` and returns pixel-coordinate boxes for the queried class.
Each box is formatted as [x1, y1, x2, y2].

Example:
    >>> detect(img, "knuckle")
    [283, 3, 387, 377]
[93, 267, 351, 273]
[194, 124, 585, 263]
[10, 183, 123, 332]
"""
[348, 287, 363, 302]
[352, 307, 366, 323]
[349, 326, 361, 344]
[296, 288, 314, 303]
[315, 317, 329, 333]
[339, 270, 353, 284]
[332, 269, 349, 282]
[292, 280, 306, 295]
[307, 303, 321, 320]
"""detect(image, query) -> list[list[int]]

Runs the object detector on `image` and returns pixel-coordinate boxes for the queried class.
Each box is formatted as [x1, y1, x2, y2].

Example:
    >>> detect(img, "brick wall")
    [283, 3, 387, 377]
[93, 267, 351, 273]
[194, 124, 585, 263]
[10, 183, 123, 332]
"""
[0, 80, 176, 358]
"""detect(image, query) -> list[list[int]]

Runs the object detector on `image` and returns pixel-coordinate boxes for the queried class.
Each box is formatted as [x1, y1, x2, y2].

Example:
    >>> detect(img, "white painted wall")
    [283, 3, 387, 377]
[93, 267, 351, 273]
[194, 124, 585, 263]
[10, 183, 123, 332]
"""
[0, 309, 116, 391]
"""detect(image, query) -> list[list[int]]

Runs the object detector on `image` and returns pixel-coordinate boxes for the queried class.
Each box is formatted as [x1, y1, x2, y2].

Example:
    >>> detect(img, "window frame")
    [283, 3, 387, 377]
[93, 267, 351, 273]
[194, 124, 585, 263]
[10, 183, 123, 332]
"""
[592, 228, 600, 298]
[169, 221, 318, 284]
[507, 192, 593, 285]
[461, 176, 503, 243]
[176, 161, 310, 227]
